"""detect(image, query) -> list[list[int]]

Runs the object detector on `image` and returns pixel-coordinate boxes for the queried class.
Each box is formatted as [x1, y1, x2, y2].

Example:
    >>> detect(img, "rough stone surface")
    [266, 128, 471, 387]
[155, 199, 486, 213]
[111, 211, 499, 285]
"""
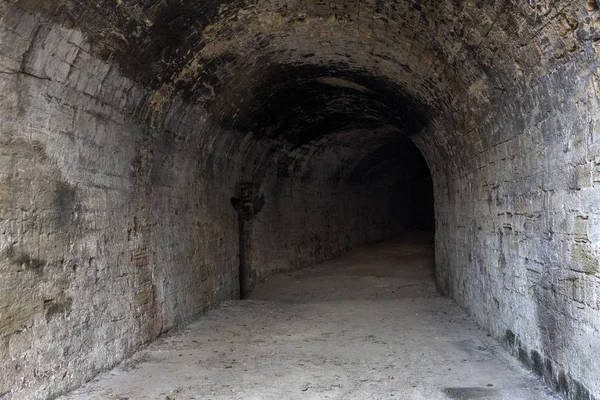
[0, 8, 241, 399]
[1, 0, 600, 399]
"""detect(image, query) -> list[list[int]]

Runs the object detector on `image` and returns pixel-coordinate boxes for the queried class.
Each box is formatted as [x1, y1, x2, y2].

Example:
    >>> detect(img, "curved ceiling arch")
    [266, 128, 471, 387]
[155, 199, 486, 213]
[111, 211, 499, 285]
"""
[21, 0, 594, 181]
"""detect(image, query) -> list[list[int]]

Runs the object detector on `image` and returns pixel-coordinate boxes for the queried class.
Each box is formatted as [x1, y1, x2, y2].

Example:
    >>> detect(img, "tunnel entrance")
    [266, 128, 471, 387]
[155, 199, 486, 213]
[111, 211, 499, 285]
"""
[221, 63, 437, 294]
[232, 131, 435, 297]
[396, 141, 435, 233]
[355, 136, 435, 233]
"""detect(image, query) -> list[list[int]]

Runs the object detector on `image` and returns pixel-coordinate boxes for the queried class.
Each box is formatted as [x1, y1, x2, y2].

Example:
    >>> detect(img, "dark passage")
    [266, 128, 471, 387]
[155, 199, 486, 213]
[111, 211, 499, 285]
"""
[234, 133, 435, 296]
[217, 61, 438, 295]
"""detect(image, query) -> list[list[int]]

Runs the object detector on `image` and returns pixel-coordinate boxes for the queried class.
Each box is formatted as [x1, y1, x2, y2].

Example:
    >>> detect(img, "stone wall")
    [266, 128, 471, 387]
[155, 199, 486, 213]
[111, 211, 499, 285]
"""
[426, 49, 600, 400]
[0, 9, 241, 398]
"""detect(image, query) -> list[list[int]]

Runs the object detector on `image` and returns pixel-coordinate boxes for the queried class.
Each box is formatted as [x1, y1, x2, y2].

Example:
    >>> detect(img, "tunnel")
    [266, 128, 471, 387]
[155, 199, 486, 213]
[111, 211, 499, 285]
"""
[0, 0, 599, 399]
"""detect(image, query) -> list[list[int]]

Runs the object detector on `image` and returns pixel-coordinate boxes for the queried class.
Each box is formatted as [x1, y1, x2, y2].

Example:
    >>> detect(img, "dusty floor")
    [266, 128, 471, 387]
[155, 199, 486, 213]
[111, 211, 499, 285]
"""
[60, 233, 559, 400]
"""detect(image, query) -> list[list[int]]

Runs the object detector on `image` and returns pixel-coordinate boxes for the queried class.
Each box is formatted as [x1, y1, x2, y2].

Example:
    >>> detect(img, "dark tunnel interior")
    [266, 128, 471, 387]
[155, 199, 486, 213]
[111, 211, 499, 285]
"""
[224, 62, 436, 294]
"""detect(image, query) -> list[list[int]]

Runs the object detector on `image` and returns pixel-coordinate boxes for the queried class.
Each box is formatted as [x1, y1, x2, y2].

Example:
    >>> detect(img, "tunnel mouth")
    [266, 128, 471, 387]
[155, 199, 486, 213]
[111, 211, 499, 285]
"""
[224, 62, 437, 296]
[220, 61, 437, 294]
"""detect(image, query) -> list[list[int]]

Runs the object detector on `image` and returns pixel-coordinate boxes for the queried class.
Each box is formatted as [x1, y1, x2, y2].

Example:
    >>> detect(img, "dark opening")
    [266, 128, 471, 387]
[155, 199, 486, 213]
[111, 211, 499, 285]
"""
[386, 141, 435, 232]
[224, 62, 436, 294]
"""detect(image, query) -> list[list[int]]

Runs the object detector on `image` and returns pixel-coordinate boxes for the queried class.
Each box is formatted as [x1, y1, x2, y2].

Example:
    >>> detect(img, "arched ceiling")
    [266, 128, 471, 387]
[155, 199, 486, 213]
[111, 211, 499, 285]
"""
[17, 0, 597, 181]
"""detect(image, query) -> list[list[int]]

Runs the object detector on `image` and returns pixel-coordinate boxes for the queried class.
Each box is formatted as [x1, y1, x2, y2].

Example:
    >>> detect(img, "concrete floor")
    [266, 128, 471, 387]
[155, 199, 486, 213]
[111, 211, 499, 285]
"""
[60, 233, 559, 400]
